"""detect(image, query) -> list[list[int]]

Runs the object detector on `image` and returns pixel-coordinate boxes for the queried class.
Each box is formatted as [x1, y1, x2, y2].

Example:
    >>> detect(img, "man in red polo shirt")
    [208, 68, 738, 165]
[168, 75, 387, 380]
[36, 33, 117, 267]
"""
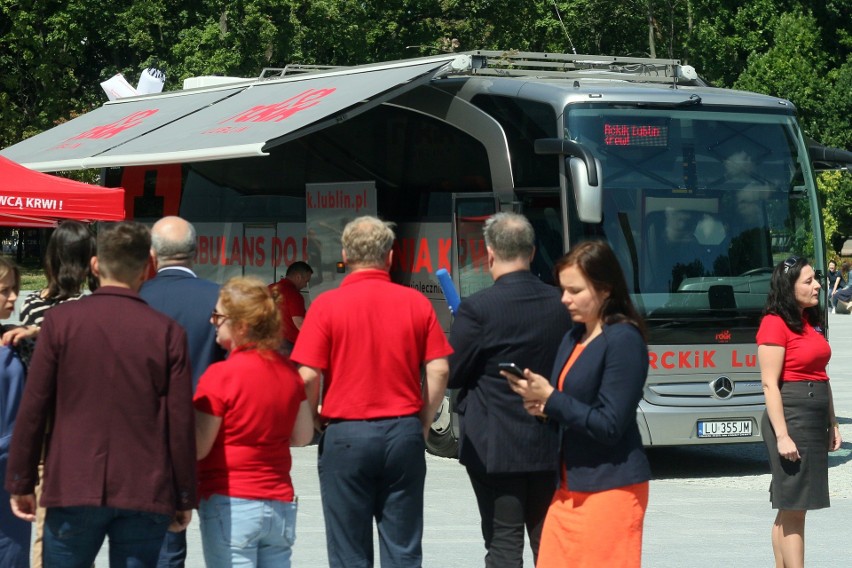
[292, 216, 451, 568]
[269, 261, 313, 352]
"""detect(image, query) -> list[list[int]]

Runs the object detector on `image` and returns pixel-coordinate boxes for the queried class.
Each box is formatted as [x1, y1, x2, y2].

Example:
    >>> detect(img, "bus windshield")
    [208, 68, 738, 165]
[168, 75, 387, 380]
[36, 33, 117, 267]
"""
[565, 105, 820, 343]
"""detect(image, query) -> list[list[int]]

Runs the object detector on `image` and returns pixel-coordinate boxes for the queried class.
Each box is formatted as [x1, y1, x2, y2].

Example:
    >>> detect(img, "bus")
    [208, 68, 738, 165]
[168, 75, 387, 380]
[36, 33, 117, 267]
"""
[3, 50, 850, 457]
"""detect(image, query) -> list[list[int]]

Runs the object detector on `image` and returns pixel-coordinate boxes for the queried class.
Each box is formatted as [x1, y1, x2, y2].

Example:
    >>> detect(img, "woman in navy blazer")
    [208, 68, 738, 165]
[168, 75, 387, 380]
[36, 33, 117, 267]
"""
[506, 240, 651, 568]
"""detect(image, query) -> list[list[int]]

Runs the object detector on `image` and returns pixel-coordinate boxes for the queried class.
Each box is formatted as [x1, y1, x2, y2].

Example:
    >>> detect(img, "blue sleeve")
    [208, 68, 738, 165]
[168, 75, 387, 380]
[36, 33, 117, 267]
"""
[0, 347, 26, 456]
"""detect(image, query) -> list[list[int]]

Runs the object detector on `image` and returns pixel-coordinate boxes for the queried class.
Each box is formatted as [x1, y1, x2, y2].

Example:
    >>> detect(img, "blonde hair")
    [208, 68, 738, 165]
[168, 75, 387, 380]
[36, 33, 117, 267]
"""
[0, 257, 20, 294]
[341, 216, 395, 267]
[219, 276, 282, 351]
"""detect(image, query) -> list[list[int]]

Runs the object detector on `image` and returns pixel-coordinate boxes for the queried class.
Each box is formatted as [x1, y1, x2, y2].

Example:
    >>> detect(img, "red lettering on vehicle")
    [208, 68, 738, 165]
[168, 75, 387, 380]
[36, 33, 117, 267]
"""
[716, 330, 731, 343]
[438, 238, 452, 271]
[392, 238, 416, 273]
[221, 88, 336, 124]
[197, 236, 209, 264]
[64, 110, 159, 142]
[413, 238, 433, 273]
[270, 237, 282, 267]
[218, 236, 227, 266]
[252, 237, 266, 267]
[731, 350, 757, 368]
[229, 237, 242, 266]
[648, 349, 718, 370]
[283, 237, 298, 266]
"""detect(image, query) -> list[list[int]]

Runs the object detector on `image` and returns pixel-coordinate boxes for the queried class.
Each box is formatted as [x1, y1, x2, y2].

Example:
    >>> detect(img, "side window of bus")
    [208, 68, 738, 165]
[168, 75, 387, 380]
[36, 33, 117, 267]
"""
[519, 192, 563, 284]
[470, 95, 560, 188]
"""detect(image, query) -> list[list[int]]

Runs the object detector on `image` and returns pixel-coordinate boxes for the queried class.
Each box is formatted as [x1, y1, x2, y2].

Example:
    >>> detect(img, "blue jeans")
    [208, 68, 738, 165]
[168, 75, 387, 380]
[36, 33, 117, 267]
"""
[43, 506, 170, 568]
[198, 494, 297, 568]
[318, 416, 426, 568]
[156, 529, 186, 568]
[0, 459, 31, 568]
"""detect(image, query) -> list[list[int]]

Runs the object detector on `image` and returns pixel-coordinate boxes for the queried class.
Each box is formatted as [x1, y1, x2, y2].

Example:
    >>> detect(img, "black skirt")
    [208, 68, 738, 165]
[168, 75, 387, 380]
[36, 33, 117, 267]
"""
[762, 380, 831, 510]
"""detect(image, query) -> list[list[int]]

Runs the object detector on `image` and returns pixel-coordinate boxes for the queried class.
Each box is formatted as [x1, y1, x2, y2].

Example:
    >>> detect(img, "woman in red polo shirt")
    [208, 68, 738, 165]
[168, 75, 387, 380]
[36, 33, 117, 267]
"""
[758, 256, 841, 568]
[194, 277, 314, 568]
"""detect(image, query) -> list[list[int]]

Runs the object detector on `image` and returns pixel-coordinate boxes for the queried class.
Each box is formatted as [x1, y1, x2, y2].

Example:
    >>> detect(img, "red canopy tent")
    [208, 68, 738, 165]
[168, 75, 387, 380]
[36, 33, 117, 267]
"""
[0, 155, 125, 228]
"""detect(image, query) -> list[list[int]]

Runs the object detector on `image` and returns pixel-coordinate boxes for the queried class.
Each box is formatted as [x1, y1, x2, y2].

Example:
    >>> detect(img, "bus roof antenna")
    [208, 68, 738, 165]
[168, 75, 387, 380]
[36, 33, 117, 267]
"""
[551, 0, 577, 54]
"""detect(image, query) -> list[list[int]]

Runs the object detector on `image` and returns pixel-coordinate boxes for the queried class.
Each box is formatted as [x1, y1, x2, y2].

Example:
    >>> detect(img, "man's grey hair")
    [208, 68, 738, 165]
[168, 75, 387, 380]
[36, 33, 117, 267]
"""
[341, 216, 396, 267]
[483, 212, 535, 262]
[151, 217, 197, 264]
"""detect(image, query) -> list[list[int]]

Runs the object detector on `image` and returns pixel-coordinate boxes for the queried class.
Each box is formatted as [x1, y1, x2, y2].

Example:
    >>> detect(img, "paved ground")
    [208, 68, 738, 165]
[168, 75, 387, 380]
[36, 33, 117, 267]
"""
[66, 310, 852, 566]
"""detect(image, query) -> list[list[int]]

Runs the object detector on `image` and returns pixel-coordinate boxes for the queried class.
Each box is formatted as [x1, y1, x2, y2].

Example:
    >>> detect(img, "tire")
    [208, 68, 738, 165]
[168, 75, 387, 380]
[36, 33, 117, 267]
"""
[426, 394, 459, 458]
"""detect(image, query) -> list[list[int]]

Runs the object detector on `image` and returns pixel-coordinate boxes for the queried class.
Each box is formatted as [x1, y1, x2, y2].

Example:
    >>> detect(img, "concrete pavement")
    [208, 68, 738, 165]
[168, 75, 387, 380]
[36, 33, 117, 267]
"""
[69, 309, 850, 566]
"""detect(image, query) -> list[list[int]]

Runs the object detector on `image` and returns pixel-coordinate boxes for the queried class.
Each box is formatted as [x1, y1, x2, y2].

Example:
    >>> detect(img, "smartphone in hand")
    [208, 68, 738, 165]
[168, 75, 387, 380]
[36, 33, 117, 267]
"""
[498, 362, 525, 379]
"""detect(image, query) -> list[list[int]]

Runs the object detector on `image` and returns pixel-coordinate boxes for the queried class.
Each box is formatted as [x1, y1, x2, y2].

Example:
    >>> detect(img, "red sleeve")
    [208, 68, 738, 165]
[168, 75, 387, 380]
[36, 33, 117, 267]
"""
[756, 314, 789, 347]
[290, 300, 331, 369]
[193, 362, 228, 417]
[285, 290, 307, 318]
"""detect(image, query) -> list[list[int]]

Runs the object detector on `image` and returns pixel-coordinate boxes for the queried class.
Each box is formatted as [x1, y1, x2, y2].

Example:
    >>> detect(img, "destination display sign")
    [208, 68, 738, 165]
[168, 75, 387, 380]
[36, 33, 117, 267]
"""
[603, 121, 668, 147]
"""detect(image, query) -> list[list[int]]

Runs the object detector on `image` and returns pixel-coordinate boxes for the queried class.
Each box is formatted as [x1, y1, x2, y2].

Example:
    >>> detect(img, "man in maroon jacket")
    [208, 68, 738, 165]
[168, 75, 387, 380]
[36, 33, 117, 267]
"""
[5, 222, 196, 567]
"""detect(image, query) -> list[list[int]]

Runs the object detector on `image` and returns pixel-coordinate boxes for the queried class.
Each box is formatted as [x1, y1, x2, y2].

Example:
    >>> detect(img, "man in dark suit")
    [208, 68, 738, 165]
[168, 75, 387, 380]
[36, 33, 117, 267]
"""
[140, 215, 225, 568]
[448, 212, 572, 567]
[6, 222, 196, 567]
[141, 216, 225, 390]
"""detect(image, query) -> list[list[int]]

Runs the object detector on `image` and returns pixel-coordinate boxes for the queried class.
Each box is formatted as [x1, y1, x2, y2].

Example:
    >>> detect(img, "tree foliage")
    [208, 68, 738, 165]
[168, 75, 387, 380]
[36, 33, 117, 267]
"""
[1, 0, 849, 243]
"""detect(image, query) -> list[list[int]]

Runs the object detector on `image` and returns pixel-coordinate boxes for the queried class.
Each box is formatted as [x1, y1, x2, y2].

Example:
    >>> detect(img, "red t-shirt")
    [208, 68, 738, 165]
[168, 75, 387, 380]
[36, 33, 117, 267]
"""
[756, 313, 830, 382]
[269, 278, 306, 344]
[291, 269, 452, 420]
[193, 347, 306, 502]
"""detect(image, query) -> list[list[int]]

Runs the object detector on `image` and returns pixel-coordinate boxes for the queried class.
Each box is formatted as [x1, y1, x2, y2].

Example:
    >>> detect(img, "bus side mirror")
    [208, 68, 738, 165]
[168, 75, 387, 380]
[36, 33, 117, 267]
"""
[569, 156, 603, 223]
[534, 138, 602, 223]
[807, 142, 852, 172]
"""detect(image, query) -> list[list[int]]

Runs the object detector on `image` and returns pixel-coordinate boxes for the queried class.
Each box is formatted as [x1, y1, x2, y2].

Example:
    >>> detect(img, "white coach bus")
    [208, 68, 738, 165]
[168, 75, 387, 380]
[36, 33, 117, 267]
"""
[3, 50, 851, 456]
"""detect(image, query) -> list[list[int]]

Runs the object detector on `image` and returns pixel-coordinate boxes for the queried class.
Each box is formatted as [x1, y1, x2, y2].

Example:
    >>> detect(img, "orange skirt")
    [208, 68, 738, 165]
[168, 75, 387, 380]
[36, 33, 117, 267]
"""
[536, 481, 649, 568]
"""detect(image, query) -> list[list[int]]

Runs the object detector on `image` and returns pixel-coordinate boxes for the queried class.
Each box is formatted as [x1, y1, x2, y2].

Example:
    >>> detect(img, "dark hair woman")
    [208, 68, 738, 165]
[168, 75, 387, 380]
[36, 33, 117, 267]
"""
[194, 276, 314, 567]
[504, 240, 651, 567]
[2, 220, 96, 348]
[758, 256, 840, 567]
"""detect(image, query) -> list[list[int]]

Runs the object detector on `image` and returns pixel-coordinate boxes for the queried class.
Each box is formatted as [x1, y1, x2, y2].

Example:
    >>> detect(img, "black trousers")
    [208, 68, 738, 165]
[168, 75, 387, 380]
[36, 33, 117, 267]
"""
[467, 468, 555, 568]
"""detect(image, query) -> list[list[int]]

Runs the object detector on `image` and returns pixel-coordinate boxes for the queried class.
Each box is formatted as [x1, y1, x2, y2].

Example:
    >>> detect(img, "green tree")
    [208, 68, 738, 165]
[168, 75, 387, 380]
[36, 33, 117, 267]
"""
[1, 1, 849, 157]
[733, 11, 827, 139]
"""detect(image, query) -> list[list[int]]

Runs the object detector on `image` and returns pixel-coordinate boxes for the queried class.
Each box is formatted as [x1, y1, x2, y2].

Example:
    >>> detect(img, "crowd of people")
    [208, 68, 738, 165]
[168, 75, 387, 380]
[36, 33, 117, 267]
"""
[0, 213, 844, 568]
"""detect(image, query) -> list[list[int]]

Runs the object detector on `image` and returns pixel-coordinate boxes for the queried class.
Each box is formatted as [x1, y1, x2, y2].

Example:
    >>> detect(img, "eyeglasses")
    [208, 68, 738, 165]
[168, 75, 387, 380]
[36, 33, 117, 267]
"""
[783, 256, 801, 274]
[210, 311, 230, 328]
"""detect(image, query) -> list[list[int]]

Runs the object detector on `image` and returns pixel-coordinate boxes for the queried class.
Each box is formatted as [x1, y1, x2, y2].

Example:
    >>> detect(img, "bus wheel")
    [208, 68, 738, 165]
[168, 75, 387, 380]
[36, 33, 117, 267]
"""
[426, 395, 458, 458]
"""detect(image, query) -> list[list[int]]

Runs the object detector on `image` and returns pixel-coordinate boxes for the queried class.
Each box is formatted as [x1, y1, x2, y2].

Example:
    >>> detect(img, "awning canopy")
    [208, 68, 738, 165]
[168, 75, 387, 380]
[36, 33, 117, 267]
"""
[1, 88, 244, 173]
[1, 54, 468, 172]
[0, 156, 125, 227]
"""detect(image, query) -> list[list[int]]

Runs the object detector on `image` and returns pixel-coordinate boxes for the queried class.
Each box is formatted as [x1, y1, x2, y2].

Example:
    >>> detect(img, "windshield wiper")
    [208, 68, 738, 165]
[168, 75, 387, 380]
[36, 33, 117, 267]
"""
[612, 94, 702, 109]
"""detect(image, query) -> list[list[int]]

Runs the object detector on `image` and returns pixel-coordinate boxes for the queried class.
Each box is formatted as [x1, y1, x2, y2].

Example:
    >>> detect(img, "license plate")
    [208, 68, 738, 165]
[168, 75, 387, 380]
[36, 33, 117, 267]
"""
[697, 420, 753, 438]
